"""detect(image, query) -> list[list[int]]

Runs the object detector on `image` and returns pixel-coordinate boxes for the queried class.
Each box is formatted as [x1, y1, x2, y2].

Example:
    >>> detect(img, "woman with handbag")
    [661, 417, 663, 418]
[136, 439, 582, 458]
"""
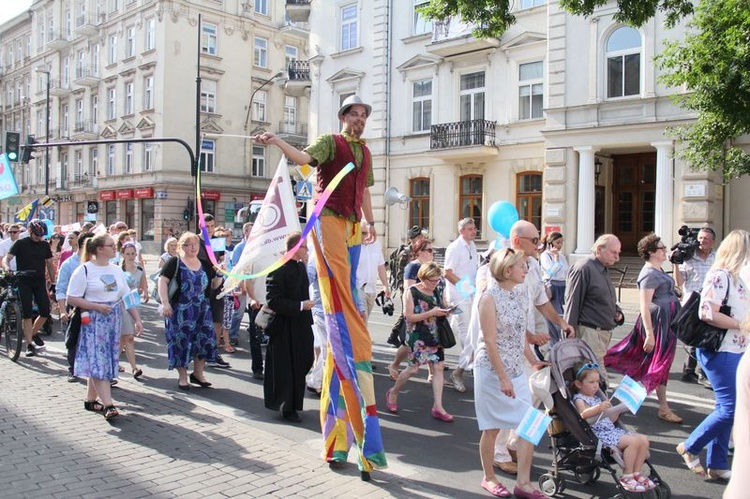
[158, 232, 222, 391]
[385, 261, 454, 422]
[604, 234, 682, 423]
[676, 229, 750, 480]
[66, 233, 144, 421]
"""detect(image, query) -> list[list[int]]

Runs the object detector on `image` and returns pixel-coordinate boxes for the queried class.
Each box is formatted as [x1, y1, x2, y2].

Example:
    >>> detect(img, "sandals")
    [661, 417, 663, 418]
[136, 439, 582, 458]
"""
[451, 371, 467, 393]
[707, 468, 731, 481]
[132, 368, 143, 379]
[676, 442, 706, 475]
[619, 475, 646, 493]
[84, 400, 104, 412]
[658, 410, 683, 424]
[223, 345, 236, 354]
[480, 478, 511, 498]
[634, 473, 656, 490]
[387, 364, 399, 381]
[103, 405, 119, 421]
[385, 389, 398, 413]
[431, 407, 454, 422]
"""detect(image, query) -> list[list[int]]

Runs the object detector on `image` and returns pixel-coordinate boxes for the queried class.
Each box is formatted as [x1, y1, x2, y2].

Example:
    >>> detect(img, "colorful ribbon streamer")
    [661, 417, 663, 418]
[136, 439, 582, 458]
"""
[195, 158, 354, 280]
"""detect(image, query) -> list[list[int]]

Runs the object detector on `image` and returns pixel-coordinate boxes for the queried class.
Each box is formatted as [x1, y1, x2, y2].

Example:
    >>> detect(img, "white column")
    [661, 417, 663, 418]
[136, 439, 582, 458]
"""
[652, 140, 674, 246]
[574, 146, 598, 254]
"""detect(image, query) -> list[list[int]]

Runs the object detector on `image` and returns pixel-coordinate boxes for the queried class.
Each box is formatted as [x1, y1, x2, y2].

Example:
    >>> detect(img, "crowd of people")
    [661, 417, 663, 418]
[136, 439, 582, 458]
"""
[2, 92, 748, 496]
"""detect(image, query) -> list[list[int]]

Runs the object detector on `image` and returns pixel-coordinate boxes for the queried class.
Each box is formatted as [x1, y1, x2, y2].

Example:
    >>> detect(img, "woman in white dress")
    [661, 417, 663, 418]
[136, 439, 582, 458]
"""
[475, 248, 546, 498]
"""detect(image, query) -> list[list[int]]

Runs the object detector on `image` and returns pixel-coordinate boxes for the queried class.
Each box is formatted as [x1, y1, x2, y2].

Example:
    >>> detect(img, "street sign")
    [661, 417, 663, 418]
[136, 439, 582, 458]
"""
[38, 207, 55, 221]
[296, 181, 312, 200]
[296, 163, 313, 181]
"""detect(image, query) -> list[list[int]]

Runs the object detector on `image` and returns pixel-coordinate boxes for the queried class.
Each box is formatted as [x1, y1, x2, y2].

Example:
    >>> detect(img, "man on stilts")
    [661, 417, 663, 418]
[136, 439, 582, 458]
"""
[252, 95, 386, 480]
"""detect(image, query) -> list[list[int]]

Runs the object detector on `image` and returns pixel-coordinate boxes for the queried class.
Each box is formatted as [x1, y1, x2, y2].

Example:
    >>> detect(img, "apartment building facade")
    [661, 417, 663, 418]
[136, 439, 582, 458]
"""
[304, 0, 750, 255]
[0, 0, 310, 242]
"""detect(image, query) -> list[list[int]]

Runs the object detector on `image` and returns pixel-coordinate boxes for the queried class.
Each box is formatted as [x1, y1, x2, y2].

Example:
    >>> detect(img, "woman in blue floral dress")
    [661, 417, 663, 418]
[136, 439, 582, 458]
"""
[385, 262, 454, 421]
[158, 232, 221, 390]
[67, 234, 144, 421]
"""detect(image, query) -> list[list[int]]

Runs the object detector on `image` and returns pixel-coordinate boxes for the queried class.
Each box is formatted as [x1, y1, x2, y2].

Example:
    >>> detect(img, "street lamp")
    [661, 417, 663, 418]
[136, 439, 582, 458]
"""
[243, 70, 286, 132]
[35, 68, 51, 196]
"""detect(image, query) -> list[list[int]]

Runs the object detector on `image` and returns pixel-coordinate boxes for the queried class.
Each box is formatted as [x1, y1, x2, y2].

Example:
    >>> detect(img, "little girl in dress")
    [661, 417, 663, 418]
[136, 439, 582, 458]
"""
[570, 361, 654, 493]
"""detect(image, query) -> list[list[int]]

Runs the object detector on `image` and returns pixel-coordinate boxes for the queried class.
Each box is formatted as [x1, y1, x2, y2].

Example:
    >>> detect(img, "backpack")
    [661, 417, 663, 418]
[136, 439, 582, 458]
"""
[388, 244, 412, 293]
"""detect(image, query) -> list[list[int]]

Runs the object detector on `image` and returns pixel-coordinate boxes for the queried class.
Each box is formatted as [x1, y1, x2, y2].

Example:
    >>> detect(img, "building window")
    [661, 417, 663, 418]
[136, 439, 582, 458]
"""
[518, 61, 543, 120]
[145, 18, 156, 51]
[92, 43, 100, 75]
[283, 96, 297, 133]
[340, 4, 358, 51]
[285, 45, 298, 69]
[460, 71, 485, 121]
[201, 80, 216, 113]
[520, 0, 545, 9]
[90, 147, 98, 176]
[125, 26, 136, 58]
[409, 178, 430, 231]
[254, 37, 268, 68]
[606, 26, 641, 98]
[141, 199, 154, 241]
[62, 104, 69, 134]
[107, 144, 115, 175]
[200, 139, 215, 173]
[91, 94, 98, 122]
[517, 172, 542, 232]
[252, 145, 265, 177]
[459, 175, 483, 238]
[106, 200, 117, 226]
[75, 99, 83, 128]
[412, 79, 432, 132]
[108, 34, 117, 65]
[143, 75, 154, 109]
[125, 143, 133, 173]
[124, 81, 134, 115]
[201, 22, 217, 55]
[254, 0, 268, 16]
[143, 142, 152, 171]
[252, 90, 267, 122]
[75, 150, 83, 178]
[413, 0, 432, 35]
[107, 87, 116, 120]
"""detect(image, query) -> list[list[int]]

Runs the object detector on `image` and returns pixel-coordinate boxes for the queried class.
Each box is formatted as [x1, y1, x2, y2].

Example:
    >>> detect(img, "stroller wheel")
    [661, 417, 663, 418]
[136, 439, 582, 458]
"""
[574, 467, 600, 485]
[538, 473, 564, 497]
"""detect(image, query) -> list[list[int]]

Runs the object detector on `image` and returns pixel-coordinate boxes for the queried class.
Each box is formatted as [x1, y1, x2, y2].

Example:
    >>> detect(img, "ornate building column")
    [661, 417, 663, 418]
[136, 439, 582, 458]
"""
[652, 140, 674, 246]
[574, 146, 598, 254]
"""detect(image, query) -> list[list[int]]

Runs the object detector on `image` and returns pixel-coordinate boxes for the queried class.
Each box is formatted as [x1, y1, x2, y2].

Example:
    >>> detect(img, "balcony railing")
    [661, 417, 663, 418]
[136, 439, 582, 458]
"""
[285, 0, 311, 22]
[69, 173, 93, 189]
[286, 0, 311, 5]
[430, 120, 496, 150]
[277, 121, 308, 138]
[287, 60, 310, 81]
[73, 120, 97, 135]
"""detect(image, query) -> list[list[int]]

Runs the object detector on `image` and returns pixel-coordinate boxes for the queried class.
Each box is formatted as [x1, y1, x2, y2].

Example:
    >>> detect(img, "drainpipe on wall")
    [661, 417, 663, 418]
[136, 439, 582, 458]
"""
[383, 0, 393, 250]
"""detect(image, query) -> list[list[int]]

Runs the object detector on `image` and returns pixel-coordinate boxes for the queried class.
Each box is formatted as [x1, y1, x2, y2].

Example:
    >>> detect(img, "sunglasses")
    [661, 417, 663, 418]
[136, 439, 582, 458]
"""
[576, 362, 600, 379]
[519, 236, 540, 245]
[9, 230, 19, 234]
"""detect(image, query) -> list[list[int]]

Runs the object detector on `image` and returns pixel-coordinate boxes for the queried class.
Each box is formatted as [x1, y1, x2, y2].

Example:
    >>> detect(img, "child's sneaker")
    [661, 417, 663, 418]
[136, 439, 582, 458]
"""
[619, 475, 646, 493]
[634, 473, 656, 490]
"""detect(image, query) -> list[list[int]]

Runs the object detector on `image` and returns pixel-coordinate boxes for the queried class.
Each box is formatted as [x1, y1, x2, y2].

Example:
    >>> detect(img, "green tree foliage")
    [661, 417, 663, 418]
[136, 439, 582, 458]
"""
[657, 0, 750, 178]
[418, 0, 693, 39]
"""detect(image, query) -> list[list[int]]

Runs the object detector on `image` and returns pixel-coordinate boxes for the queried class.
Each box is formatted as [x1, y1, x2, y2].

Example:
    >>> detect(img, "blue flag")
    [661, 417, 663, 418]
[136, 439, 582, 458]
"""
[516, 405, 552, 445]
[0, 153, 20, 201]
[15, 199, 38, 223]
[121, 289, 141, 310]
[612, 375, 648, 414]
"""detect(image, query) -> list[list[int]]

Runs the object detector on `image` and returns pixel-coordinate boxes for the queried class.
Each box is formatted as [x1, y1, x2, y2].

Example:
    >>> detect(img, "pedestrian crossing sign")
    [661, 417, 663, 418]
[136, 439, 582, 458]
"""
[296, 181, 312, 200]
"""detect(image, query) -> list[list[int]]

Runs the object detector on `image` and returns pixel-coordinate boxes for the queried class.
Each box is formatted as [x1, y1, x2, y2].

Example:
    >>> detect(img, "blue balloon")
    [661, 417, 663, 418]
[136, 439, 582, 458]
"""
[42, 218, 54, 239]
[487, 201, 519, 238]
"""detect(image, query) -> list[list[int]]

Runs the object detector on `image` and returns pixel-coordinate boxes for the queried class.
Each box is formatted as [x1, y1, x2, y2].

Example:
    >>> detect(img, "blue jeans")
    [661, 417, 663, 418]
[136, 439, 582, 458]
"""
[684, 349, 741, 469]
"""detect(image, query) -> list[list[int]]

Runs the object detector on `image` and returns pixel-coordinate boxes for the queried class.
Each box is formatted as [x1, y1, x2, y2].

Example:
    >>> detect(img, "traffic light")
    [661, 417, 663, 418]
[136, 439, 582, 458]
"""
[21, 135, 37, 164]
[4, 132, 20, 162]
[183, 208, 192, 221]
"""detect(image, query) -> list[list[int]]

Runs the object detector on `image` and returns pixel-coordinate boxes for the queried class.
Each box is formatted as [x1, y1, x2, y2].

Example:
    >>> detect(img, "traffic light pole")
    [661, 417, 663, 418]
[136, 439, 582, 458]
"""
[44, 71, 50, 196]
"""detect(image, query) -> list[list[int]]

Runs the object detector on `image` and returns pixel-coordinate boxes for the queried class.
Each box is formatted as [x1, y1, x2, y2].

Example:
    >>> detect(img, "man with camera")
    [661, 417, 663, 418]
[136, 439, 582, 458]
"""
[673, 226, 717, 385]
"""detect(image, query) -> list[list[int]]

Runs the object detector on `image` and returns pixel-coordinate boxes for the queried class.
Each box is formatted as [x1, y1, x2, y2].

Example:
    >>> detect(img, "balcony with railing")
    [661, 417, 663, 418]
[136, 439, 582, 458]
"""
[427, 16, 499, 58]
[46, 32, 70, 51]
[74, 65, 100, 87]
[286, 0, 311, 22]
[429, 119, 498, 160]
[72, 120, 98, 140]
[48, 79, 72, 97]
[75, 14, 100, 36]
[285, 60, 310, 97]
[69, 173, 94, 189]
[277, 121, 308, 143]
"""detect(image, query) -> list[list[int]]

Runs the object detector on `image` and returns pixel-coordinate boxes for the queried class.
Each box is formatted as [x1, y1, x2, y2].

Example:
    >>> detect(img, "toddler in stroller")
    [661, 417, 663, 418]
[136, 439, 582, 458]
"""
[536, 339, 669, 498]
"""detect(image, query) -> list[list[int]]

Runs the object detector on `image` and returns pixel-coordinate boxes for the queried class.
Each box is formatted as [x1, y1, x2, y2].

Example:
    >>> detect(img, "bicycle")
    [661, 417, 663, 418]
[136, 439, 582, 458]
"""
[0, 270, 33, 362]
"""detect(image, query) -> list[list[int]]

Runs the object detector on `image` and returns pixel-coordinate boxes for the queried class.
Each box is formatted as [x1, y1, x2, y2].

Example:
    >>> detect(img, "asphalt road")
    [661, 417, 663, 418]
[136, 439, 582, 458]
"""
[27, 266, 730, 499]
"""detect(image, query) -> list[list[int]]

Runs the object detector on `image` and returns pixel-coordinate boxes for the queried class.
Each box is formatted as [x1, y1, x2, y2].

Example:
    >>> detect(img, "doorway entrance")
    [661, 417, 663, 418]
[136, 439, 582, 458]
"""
[611, 152, 656, 255]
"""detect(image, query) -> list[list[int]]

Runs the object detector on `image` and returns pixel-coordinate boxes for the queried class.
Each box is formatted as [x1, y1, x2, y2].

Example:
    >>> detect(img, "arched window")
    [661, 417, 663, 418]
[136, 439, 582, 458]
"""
[516, 172, 542, 232]
[606, 26, 641, 98]
[409, 177, 430, 231]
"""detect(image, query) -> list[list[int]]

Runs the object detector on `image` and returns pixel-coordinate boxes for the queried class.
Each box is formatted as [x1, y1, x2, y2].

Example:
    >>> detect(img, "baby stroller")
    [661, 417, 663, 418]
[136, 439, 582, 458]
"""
[535, 339, 670, 498]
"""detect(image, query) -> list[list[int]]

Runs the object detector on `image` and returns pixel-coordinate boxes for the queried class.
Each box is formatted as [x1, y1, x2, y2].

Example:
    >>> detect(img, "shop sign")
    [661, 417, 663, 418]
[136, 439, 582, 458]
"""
[134, 187, 154, 199]
[250, 193, 264, 201]
[116, 189, 134, 199]
[99, 190, 116, 201]
[201, 190, 221, 201]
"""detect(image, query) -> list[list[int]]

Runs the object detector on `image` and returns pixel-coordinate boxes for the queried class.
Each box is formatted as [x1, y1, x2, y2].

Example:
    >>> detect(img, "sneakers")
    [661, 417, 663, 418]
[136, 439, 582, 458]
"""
[386, 332, 401, 348]
[67, 373, 80, 383]
[25, 344, 36, 357]
[32, 334, 45, 346]
[209, 355, 231, 369]
[619, 475, 646, 493]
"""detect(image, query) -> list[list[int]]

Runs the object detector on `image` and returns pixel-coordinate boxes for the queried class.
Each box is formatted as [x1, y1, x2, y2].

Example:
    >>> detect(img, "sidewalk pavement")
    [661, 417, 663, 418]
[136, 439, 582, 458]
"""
[0, 354, 442, 498]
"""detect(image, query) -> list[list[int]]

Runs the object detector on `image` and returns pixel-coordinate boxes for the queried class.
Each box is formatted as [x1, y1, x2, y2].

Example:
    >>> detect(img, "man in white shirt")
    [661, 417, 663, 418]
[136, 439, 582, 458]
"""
[444, 218, 479, 393]
[0, 223, 22, 271]
[356, 221, 390, 324]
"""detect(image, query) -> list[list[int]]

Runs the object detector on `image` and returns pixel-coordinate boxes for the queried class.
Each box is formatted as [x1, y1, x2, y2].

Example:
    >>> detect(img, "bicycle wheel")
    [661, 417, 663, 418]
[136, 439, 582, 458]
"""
[4, 302, 23, 362]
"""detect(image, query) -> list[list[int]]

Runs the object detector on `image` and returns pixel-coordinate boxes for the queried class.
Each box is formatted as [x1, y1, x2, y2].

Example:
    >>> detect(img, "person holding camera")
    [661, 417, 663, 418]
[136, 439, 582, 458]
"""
[673, 227, 716, 385]
[356, 220, 390, 325]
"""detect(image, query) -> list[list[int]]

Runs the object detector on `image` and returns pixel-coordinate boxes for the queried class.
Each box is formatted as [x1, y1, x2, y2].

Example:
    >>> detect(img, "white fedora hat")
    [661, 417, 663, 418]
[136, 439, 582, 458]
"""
[337, 95, 372, 119]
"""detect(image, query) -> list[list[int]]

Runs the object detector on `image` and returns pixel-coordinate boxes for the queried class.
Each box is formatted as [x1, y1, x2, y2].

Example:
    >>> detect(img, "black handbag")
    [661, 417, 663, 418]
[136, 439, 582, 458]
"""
[436, 316, 456, 349]
[671, 273, 731, 352]
[64, 307, 82, 350]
